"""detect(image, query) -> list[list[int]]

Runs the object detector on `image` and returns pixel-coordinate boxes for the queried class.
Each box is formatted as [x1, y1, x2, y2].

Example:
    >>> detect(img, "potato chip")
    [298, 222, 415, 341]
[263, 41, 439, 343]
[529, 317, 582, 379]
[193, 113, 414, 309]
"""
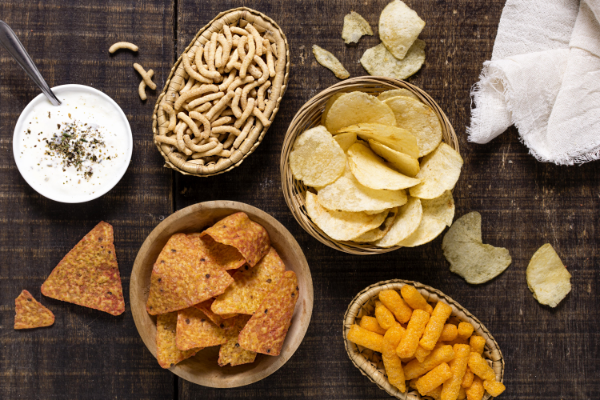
[379, 0, 425, 60]
[378, 89, 420, 102]
[526, 244, 571, 307]
[409, 143, 463, 199]
[312, 45, 350, 79]
[201, 212, 270, 267]
[325, 92, 396, 134]
[146, 233, 234, 315]
[14, 290, 55, 330]
[353, 208, 398, 243]
[156, 312, 200, 369]
[188, 233, 245, 270]
[348, 142, 421, 190]
[41, 222, 125, 316]
[289, 125, 346, 187]
[376, 197, 423, 247]
[337, 123, 419, 158]
[334, 132, 357, 152]
[321, 93, 345, 125]
[361, 41, 426, 80]
[368, 140, 419, 177]
[176, 307, 228, 351]
[397, 191, 454, 247]
[218, 315, 256, 367]
[305, 191, 388, 241]
[342, 11, 373, 44]
[442, 212, 512, 284]
[383, 96, 442, 157]
[318, 173, 407, 212]
[238, 271, 299, 356]
[211, 247, 286, 315]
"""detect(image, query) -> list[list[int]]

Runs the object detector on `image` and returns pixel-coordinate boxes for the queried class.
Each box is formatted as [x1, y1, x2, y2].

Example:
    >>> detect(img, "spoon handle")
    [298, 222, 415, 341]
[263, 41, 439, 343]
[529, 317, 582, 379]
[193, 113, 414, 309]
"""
[0, 20, 61, 106]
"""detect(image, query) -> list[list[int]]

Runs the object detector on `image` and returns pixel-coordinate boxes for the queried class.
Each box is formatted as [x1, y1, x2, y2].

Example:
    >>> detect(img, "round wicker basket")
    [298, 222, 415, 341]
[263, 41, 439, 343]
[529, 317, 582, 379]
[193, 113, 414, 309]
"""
[343, 280, 504, 400]
[280, 77, 459, 255]
[152, 7, 290, 177]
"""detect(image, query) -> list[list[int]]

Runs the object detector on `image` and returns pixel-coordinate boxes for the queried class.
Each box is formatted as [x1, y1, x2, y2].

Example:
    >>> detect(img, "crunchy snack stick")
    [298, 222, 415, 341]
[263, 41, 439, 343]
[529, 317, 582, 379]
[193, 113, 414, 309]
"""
[396, 309, 430, 358]
[415, 362, 452, 396]
[483, 379, 506, 397]
[404, 345, 456, 380]
[133, 63, 156, 90]
[400, 285, 433, 313]
[360, 315, 387, 335]
[14, 290, 54, 330]
[379, 289, 413, 323]
[457, 322, 475, 340]
[469, 336, 486, 354]
[467, 352, 496, 381]
[138, 69, 154, 100]
[375, 301, 396, 330]
[347, 324, 384, 353]
[109, 41, 138, 53]
[218, 315, 256, 367]
[157, 312, 200, 369]
[441, 344, 471, 400]
[462, 368, 474, 388]
[465, 376, 484, 400]
[176, 307, 227, 351]
[440, 324, 458, 342]
[414, 345, 432, 363]
[420, 301, 453, 350]
[382, 324, 407, 393]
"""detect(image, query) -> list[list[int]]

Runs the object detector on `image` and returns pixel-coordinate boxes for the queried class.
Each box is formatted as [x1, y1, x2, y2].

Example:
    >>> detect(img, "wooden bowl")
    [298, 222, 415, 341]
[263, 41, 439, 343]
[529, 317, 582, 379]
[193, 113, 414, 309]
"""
[130, 201, 313, 388]
[280, 76, 460, 255]
[343, 280, 504, 400]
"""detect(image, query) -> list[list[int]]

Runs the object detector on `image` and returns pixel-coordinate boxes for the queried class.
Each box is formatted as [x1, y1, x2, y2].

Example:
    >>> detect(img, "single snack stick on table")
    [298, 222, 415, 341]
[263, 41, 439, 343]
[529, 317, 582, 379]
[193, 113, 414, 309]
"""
[156, 312, 201, 369]
[109, 41, 139, 53]
[14, 290, 55, 330]
[138, 69, 154, 101]
[218, 315, 256, 367]
[176, 307, 228, 351]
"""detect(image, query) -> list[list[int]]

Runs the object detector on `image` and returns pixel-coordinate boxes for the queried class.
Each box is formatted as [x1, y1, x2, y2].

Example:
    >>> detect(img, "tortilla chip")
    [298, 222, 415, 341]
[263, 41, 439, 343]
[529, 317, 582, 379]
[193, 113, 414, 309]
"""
[238, 271, 299, 356]
[41, 222, 125, 316]
[14, 290, 55, 330]
[156, 312, 200, 369]
[176, 307, 228, 351]
[194, 299, 238, 324]
[218, 315, 257, 367]
[212, 247, 286, 315]
[202, 213, 270, 267]
[187, 233, 245, 270]
[146, 234, 234, 315]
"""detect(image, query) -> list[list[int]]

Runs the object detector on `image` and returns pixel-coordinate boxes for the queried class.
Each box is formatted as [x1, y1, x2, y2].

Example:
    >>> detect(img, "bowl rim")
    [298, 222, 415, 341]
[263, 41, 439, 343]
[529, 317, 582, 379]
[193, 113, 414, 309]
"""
[130, 200, 314, 388]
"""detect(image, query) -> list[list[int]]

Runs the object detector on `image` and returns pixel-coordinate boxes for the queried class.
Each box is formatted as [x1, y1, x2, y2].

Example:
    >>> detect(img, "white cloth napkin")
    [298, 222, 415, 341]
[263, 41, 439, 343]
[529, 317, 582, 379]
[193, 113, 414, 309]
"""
[468, 0, 600, 165]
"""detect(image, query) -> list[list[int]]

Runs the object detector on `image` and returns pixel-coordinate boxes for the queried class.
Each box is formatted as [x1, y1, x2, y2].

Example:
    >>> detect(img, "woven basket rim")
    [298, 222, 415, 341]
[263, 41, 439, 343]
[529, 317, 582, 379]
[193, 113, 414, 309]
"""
[279, 76, 459, 255]
[343, 279, 505, 400]
[151, 7, 290, 177]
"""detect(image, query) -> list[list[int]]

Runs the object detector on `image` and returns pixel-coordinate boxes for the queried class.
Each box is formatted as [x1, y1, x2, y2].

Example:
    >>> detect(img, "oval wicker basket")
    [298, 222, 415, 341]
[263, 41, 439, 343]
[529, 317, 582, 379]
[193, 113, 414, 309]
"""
[343, 280, 504, 400]
[152, 7, 290, 177]
[280, 77, 459, 255]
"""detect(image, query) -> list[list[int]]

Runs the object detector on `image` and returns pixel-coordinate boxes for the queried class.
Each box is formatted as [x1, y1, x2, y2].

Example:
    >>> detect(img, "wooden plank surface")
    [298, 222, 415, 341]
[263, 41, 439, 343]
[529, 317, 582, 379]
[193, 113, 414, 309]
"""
[1, 0, 599, 399]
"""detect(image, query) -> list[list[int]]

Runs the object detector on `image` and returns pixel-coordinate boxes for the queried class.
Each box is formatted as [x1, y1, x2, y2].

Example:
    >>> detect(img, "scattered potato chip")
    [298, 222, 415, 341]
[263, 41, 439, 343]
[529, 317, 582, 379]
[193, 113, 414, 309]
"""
[379, 0, 425, 60]
[361, 41, 426, 80]
[342, 11, 373, 44]
[409, 143, 463, 199]
[176, 307, 228, 351]
[368, 140, 419, 177]
[218, 315, 256, 367]
[321, 93, 345, 125]
[378, 89, 420, 102]
[325, 92, 396, 134]
[383, 96, 442, 157]
[348, 142, 420, 190]
[188, 233, 245, 271]
[14, 290, 55, 330]
[442, 212, 512, 284]
[289, 125, 346, 187]
[334, 132, 358, 152]
[312, 45, 350, 79]
[526, 244, 571, 307]
[353, 208, 398, 243]
[397, 191, 454, 247]
[376, 197, 423, 247]
[156, 312, 200, 369]
[337, 123, 419, 158]
[305, 191, 389, 241]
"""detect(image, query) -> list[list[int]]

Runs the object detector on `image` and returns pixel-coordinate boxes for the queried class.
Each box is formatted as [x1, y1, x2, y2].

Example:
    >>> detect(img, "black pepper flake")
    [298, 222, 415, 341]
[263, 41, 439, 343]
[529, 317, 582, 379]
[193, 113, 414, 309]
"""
[266, 279, 272, 283]
[201, 319, 205, 322]
[245, 266, 249, 270]
[264, 309, 268, 313]
[160, 260, 165, 264]
[27, 298, 32, 302]
[107, 291, 112, 295]
[185, 319, 190, 324]
[170, 363, 174, 367]
[98, 237, 103, 242]
[267, 349, 271, 353]
[220, 324, 224, 328]
[200, 258, 206, 262]
[158, 278, 162, 282]
[235, 343, 239, 347]
[205, 274, 210, 279]
[291, 293, 295, 297]
[171, 249, 176, 253]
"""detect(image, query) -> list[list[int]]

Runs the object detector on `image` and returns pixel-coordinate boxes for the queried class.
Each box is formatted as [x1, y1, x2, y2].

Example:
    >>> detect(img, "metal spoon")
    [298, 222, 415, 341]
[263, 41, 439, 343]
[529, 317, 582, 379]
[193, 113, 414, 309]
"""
[0, 20, 61, 106]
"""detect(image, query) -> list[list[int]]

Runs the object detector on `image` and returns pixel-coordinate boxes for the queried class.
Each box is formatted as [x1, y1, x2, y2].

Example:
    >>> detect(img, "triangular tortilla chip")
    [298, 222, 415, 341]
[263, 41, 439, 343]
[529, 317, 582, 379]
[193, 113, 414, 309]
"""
[194, 299, 238, 324]
[238, 271, 299, 356]
[14, 290, 55, 330]
[201, 212, 270, 267]
[176, 307, 228, 351]
[212, 247, 286, 315]
[156, 312, 200, 369]
[41, 222, 125, 316]
[188, 233, 245, 270]
[146, 234, 234, 315]
[218, 315, 256, 367]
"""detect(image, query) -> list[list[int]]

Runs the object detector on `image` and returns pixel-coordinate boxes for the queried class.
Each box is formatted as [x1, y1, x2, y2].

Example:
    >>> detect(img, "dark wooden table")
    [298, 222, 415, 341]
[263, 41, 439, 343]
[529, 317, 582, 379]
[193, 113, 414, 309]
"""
[1, 1, 598, 399]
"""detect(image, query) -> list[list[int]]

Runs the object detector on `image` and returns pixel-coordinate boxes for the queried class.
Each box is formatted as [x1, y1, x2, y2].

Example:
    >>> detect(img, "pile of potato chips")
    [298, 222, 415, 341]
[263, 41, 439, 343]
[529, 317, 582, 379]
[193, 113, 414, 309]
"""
[289, 89, 462, 248]
[146, 212, 299, 368]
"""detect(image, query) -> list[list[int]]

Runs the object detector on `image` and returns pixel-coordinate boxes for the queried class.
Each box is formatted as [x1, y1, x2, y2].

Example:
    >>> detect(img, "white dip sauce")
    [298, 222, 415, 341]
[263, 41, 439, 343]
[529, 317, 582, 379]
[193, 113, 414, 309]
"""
[14, 86, 132, 202]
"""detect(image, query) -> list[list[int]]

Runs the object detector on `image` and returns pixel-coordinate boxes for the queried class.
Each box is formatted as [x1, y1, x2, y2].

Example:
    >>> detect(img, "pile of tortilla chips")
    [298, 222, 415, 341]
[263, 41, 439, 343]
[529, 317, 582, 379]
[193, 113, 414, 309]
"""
[147, 212, 299, 369]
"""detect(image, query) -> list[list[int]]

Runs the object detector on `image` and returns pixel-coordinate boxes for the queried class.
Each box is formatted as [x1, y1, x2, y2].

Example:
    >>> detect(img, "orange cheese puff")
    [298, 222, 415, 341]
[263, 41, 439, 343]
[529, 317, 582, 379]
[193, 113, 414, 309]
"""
[457, 322, 475, 340]
[426, 385, 443, 400]
[483, 379, 506, 397]
[347, 324, 384, 353]
[447, 337, 469, 346]
[440, 324, 458, 342]
[415, 362, 452, 395]
[360, 315, 387, 335]
[462, 368, 474, 388]
[458, 387, 467, 400]
[466, 376, 484, 400]
[469, 336, 486, 354]
[382, 324, 407, 393]
[396, 309, 430, 359]
[440, 344, 471, 400]
[420, 301, 453, 350]
[404, 345, 456, 380]
[375, 301, 397, 330]
[379, 289, 413, 323]
[415, 345, 432, 363]
[400, 285, 433, 313]
[468, 352, 495, 381]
